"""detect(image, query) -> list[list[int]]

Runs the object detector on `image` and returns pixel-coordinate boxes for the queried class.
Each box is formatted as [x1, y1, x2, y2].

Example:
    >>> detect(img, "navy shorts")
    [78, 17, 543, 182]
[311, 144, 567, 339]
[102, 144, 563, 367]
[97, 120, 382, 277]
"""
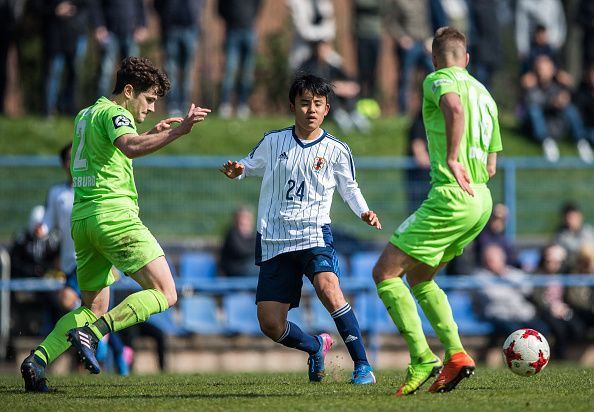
[255, 245, 341, 309]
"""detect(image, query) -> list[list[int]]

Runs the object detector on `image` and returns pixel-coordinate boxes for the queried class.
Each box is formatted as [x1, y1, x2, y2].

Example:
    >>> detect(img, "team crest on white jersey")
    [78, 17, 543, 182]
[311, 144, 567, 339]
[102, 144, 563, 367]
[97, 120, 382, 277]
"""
[313, 156, 326, 172]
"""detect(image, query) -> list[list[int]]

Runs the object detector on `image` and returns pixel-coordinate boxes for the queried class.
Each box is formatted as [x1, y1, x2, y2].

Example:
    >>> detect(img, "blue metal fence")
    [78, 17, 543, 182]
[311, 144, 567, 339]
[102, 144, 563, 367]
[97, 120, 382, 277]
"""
[1, 155, 593, 242]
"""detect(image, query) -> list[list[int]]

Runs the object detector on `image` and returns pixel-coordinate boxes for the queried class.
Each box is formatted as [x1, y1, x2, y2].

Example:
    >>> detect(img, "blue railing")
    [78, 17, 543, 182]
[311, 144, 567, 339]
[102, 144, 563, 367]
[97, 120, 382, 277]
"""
[3, 273, 594, 292]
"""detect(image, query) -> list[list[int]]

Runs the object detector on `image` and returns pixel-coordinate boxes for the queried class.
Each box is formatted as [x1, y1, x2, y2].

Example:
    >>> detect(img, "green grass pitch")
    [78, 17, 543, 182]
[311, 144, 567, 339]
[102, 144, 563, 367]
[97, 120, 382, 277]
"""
[1, 366, 592, 411]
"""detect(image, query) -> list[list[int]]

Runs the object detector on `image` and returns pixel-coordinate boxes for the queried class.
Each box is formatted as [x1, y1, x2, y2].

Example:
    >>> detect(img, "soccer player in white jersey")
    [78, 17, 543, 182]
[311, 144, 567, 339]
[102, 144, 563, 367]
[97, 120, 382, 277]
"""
[221, 74, 381, 384]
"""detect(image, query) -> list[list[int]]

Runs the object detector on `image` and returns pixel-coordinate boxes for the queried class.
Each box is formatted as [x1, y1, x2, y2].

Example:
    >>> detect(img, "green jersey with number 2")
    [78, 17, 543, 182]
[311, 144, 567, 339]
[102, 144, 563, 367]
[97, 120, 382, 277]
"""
[422, 66, 503, 186]
[71, 97, 139, 221]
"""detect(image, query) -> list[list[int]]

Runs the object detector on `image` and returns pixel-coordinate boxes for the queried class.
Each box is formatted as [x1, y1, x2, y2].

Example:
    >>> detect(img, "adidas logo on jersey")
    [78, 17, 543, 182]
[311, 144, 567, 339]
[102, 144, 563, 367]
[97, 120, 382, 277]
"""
[278, 152, 288, 160]
[344, 335, 358, 343]
[320, 260, 331, 267]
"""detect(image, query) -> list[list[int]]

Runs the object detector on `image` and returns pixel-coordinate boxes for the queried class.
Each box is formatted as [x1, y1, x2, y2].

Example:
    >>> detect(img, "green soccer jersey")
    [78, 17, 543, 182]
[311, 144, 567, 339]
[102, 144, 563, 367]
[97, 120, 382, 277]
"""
[422, 66, 503, 185]
[71, 97, 139, 220]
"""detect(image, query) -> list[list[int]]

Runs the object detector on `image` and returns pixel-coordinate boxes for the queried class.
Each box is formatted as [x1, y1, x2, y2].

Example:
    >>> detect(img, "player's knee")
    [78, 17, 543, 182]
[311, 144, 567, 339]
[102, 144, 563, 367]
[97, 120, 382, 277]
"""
[164, 288, 177, 307]
[258, 317, 284, 340]
[372, 262, 388, 284]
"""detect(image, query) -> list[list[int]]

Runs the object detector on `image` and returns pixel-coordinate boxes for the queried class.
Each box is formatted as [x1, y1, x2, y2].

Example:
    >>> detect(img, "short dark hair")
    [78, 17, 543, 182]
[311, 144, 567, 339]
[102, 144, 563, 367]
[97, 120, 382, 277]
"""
[59, 142, 72, 166]
[562, 201, 580, 215]
[289, 73, 333, 104]
[432, 26, 466, 59]
[112, 57, 171, 97]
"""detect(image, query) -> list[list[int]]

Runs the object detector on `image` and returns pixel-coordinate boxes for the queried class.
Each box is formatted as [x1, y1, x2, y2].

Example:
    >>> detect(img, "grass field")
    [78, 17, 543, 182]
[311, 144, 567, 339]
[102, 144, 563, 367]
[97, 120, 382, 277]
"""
[1, 366, 593, 411]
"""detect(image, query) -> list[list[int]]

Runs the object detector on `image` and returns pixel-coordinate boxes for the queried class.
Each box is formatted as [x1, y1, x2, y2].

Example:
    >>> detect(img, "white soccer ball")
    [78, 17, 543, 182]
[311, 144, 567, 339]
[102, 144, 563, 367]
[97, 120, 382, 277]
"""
[502, 328, 550, 376]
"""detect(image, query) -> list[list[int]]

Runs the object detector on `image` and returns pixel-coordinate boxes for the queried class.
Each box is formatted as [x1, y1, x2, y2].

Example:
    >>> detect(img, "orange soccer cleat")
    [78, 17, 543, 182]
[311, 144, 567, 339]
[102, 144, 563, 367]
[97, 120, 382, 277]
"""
[427, 352, 475, 393]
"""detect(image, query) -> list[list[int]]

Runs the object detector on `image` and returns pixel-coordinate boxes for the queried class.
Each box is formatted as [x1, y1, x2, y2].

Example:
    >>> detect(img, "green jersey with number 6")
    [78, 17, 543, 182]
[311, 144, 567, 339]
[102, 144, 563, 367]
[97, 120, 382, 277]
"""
[71, 97, 139, 221]
[422, 66, 503, 186]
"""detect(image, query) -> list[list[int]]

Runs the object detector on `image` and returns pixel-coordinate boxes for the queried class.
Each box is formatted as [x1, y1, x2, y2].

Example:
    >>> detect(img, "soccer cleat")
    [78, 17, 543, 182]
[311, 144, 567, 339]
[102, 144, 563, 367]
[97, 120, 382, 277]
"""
[20, 351, 49, 392]
[351, 364, 376, 384]
[307, 333, 333, 382]
[67, 325, 101, 374]
[395, 357, 442, 396]
[428, 352, 475, 393]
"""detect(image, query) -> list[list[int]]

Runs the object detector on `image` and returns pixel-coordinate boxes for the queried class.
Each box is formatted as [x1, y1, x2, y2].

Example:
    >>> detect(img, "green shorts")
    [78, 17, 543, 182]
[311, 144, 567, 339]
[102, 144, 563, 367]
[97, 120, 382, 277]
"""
[71, 209, 164, 291]
[390, 184, 492, 267]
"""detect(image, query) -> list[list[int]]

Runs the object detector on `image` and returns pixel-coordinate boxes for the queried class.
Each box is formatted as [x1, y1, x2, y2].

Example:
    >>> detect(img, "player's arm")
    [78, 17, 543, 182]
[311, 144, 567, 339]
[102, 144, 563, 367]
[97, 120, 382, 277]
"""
[487, 153, 497, 177]
[335, 150, 382, 230]
[487, 102, 502, 179]
[440, 92, 474, 196]
[220, 161, 245, 179]
[220, 135, 268, 180]
[114, 104, 210, 159]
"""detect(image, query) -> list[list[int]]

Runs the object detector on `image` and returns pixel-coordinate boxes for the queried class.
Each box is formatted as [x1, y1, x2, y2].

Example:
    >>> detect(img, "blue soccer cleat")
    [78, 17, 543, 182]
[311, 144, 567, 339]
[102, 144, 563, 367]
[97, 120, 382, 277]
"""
[20, 351, 50, 392]
[308, 333, 333, 382]
[351, 364, 377, 385]
[67, 325, 101, 374]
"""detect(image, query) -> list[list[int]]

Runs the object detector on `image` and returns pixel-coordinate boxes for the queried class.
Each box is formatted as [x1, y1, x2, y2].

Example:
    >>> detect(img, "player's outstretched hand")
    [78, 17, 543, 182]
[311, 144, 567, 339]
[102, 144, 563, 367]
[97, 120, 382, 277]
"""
[220, 160, 245, 179]
[361, 210, 382, 230]
[177, 104, 211, 134]
[149, 117, 184, 134]
[447, 159, 475, 196]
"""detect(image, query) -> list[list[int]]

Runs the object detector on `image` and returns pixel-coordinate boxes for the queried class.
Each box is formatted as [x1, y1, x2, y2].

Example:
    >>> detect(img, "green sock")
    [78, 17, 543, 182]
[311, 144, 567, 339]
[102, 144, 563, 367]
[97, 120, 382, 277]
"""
[412, 280, 464, 361]
[102, 288, 168, 333]
[377, 277, 433, 364]
[35, 306, 98, 365]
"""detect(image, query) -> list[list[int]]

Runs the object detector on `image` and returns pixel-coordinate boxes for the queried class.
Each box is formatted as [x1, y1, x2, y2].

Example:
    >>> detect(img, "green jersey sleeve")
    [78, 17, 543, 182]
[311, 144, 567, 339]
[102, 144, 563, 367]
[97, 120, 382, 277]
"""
[424, 71, 459, 107]
[104, 106, 137, 143]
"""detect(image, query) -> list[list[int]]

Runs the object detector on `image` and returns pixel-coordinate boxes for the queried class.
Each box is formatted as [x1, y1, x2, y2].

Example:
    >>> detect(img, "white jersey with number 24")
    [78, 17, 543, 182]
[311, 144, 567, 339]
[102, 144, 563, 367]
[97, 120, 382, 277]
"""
[237, 126, 369, 263]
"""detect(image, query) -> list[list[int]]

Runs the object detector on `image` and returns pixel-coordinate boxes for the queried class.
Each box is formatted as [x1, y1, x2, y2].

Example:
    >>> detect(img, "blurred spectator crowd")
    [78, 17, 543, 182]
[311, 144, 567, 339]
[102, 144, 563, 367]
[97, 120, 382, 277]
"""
[0, 0, 593, 161]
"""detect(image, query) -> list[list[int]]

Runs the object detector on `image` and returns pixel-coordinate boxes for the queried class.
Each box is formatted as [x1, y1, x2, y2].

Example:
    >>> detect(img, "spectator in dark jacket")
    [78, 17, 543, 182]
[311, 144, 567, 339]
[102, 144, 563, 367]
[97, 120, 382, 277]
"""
[41, 0, 90, 116]
[405, 111, 430, 214]
[352, 0, 381, 100]
[574, 63, 594, 145]
[382, 0, 433, 114]
[475, 203, 519, 268]
[9, 205, 60, 279]
[154, 0, 204, 116]
[467, 0, 501, 89]
[577, 0, 594, 69]
[521, 54, 592, 163]
[554, 201, 594, 266]
[299, 40, 370, 133]
[217, 0, 262, 119]
[219, 206, 258, 277]
[90, 0, 147, 98]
